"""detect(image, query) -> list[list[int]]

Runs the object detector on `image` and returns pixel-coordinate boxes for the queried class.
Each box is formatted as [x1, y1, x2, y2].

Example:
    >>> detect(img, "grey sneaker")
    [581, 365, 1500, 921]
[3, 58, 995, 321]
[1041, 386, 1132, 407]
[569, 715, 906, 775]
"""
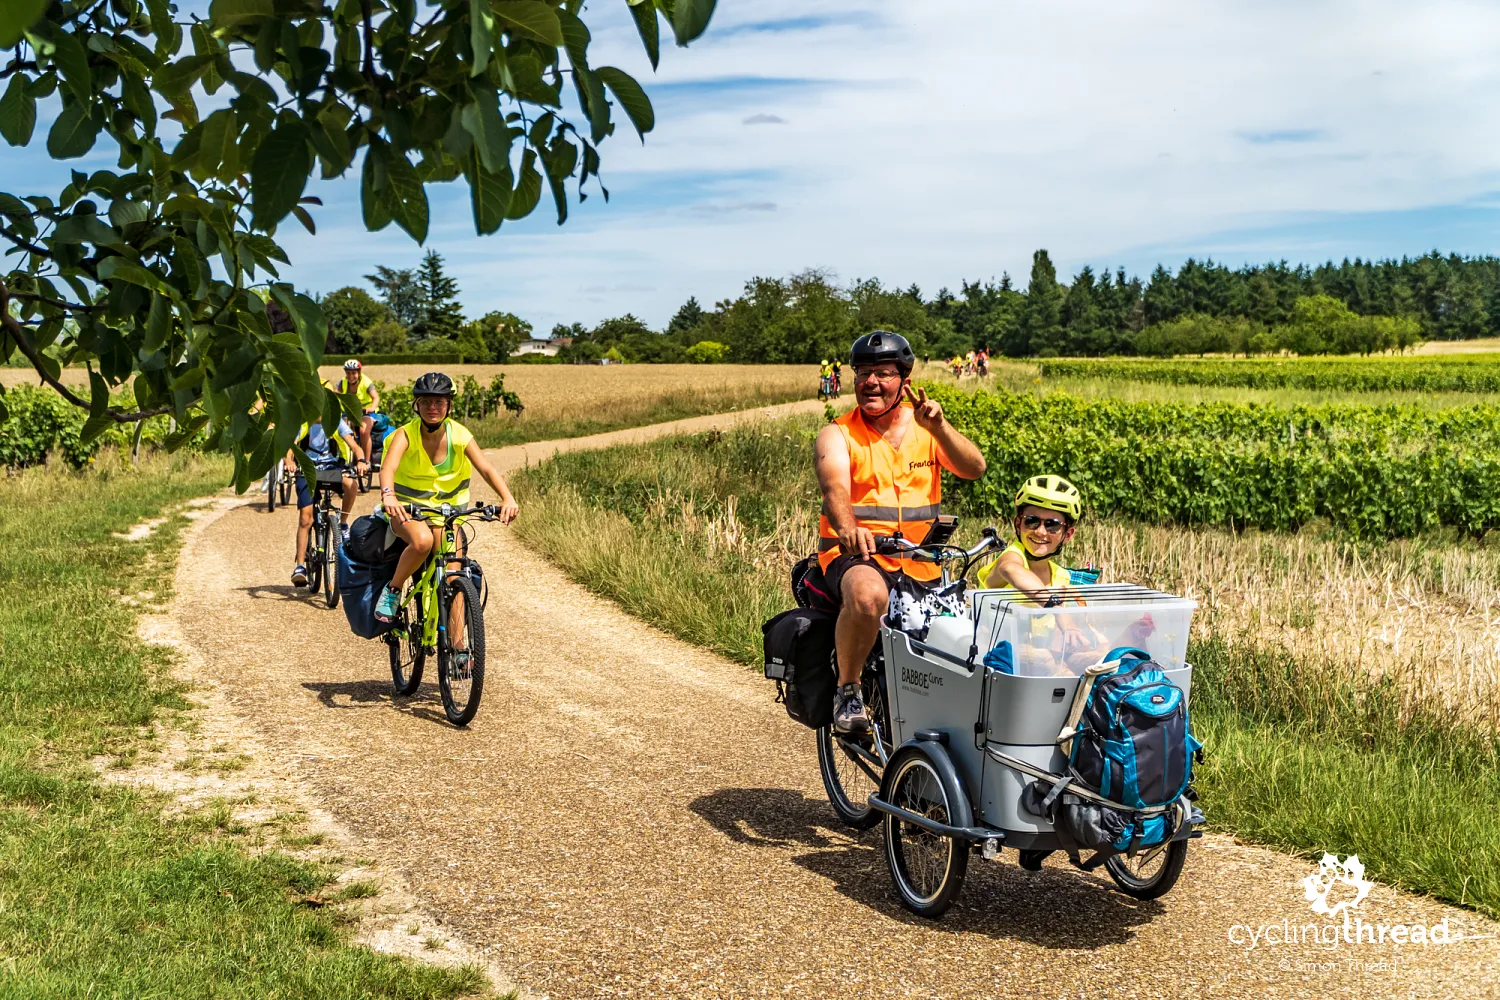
[832, 682, 870, 735]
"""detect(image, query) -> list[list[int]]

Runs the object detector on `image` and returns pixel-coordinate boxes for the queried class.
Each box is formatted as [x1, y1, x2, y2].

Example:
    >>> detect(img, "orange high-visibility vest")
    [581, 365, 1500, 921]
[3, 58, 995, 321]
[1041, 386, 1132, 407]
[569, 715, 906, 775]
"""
[818, 405, 943, 582]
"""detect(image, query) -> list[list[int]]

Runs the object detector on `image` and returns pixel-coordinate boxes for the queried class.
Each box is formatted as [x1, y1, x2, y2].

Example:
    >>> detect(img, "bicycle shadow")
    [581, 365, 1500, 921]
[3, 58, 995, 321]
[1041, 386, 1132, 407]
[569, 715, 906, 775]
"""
[300, 679, 459, 729]
[236, 584, 317, 602]
[689, 786, 1163, 950]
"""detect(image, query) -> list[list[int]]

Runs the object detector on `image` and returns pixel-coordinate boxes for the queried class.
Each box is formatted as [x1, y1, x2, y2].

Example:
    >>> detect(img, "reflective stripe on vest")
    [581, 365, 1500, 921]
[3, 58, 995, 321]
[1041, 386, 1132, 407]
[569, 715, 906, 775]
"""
[817, 405, 943, 582]
[391, 417, 474, 509]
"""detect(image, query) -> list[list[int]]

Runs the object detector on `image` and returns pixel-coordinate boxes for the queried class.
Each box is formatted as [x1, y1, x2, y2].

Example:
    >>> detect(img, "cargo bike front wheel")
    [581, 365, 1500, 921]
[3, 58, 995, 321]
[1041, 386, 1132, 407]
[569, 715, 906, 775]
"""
[882, 748, 969, 918]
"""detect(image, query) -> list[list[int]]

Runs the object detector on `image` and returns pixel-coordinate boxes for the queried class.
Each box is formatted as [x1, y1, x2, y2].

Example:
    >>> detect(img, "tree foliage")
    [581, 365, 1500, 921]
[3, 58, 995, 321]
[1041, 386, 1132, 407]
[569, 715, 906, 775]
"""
[411, 249, 462, 342]
[0, 0, 716, 488]
[318, 285, 385, 352]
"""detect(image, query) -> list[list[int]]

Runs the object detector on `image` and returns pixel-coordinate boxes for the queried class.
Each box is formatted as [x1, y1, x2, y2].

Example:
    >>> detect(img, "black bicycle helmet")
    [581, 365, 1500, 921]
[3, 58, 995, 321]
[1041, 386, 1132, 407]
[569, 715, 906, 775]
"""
[412, 371, 455, 397]
[849, 331, 915, 376]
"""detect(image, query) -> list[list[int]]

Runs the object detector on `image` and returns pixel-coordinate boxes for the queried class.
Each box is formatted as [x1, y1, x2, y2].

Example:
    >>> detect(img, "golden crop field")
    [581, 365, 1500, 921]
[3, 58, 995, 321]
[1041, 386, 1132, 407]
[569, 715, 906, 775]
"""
[323, 362, 821, 446]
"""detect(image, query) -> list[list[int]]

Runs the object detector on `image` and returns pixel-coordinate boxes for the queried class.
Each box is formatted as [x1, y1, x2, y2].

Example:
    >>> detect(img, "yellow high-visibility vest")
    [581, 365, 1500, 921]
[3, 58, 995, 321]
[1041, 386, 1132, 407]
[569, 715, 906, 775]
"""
[389, 417, 474, 508]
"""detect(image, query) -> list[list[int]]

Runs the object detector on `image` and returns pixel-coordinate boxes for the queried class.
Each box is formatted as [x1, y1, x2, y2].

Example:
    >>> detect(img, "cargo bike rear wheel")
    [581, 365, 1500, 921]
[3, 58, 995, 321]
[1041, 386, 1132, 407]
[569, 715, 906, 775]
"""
[816, 661, 891, 830]
[1104, 838, 1188, 899]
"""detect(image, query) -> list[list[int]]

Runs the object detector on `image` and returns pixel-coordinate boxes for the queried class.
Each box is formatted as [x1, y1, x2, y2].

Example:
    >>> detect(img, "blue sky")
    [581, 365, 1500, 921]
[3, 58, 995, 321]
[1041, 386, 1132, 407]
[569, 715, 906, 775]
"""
[7, 0, 1500, 331]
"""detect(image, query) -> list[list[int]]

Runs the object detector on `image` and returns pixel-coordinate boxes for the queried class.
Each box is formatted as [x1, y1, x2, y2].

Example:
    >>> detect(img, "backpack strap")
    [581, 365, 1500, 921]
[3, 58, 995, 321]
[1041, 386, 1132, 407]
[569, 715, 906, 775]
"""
[1057, 657, 1122, 758]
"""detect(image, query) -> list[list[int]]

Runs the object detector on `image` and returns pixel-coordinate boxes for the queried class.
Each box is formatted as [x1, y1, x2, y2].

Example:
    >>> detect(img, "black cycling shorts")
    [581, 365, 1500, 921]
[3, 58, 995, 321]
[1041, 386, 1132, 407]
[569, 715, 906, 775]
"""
[822, 553, 931, 603]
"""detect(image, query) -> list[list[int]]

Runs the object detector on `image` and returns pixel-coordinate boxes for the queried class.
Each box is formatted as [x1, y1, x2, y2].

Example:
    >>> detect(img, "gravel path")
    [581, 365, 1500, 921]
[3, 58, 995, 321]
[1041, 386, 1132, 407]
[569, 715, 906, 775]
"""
[171, 399, 1500, 999]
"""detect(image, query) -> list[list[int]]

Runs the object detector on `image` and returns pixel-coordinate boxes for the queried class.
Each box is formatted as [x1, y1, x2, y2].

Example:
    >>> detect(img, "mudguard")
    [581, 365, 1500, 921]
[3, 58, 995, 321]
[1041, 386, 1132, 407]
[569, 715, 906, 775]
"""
[878, 739, 977, 834]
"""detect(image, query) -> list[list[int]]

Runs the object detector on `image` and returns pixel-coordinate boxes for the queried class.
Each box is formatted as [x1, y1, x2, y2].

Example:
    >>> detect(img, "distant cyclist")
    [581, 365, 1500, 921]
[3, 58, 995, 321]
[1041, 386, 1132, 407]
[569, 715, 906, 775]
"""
[373, 373, 519, 625]
[830, 359, 843, 397]
[336, 359, 381, 470]
[288, 417, 366, 586]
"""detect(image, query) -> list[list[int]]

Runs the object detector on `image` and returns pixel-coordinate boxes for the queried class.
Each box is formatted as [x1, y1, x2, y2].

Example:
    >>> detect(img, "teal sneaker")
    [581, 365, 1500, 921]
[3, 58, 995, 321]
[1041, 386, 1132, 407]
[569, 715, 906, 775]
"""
[374, 585, 401, 622]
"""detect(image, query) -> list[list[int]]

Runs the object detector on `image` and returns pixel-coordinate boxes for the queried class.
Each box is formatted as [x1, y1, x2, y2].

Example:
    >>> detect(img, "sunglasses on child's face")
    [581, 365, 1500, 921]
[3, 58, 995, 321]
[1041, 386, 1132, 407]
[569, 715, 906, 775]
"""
[1021, 514, 1068, 534]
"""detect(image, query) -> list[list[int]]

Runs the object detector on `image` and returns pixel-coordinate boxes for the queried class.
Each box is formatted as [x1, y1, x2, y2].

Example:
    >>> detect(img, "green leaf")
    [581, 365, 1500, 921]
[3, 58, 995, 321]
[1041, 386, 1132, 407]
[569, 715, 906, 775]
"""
[250, 117, 310, 230]
[0, 75, 36, 146]
[361, 145, 393, 231]
[469, 0, 496, 76]
[506, 148, 541, 220]
[627, 0, 660, 70]
[468, 146, 512, 235]
[108, 198, 149, 229]
[670, 0, 715, 45]
[80, 370, 112, 444]
[196, 108, 240, 180]
[98, 256, 161, 290]
[144, 292, 170, 352]
[460, 82, 513, 174]
[597, 67, 653, 140]
[383, 146, 429, 243]
[154, 54, 214, 98]
[491, 1, 563, 46]
[0, 0, 47, 48]
[208, 0, 273, 27]
[48, 26, 93, 103]
[46, 103, 101, 159]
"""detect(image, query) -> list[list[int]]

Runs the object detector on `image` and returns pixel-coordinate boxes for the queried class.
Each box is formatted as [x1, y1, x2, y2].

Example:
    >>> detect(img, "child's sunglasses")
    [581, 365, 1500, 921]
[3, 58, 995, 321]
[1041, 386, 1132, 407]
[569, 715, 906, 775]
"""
[1020, 514, 1068, 534]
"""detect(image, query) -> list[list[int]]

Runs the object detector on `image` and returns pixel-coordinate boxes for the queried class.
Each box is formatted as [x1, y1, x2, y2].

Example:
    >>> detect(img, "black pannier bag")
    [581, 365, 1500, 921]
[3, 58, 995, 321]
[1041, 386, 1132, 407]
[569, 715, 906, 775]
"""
[762, 607, 837, 729]
[344, 513, 404, 565]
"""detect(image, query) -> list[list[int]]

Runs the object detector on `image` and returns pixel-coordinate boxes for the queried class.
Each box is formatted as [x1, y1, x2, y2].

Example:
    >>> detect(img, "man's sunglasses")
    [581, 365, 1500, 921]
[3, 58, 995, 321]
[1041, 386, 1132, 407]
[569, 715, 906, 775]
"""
[1021, 514, 1069, 534]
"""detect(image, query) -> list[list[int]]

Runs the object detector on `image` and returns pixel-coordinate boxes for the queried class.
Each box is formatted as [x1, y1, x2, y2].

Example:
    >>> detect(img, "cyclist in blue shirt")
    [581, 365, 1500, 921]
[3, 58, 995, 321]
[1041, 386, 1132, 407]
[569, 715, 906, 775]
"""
[287, 417, 366, 586]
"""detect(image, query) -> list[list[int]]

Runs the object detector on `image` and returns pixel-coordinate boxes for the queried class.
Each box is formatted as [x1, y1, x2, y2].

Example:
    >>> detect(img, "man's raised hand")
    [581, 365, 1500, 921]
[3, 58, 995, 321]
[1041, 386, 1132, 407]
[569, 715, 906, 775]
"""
[903, 384, 944, 430]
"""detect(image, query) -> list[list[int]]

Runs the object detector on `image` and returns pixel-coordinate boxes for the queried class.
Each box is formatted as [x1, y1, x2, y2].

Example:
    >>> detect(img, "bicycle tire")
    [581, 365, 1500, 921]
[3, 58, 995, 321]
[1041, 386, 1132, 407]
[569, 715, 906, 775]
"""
[266, 465, 279, 513]
[1105, 839, 1188, 900]
[388, 593, 427, 695]
[305, 517, 323, 593]
[437, 574, 485, 726]
[816, 666, 891, 829]
[323, 518, 341, 609]
[279, 473, 293, 507]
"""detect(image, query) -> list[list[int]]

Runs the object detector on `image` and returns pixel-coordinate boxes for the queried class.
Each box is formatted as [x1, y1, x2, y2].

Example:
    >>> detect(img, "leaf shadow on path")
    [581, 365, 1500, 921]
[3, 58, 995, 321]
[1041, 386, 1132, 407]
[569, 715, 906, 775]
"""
[689, 786, 1163, 951]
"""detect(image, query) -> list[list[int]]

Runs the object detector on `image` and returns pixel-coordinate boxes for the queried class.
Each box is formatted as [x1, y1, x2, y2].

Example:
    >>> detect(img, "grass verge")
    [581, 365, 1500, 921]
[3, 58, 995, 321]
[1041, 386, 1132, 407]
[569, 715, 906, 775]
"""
[512, 417, 1500, 918]
[0, 452, 489, 998]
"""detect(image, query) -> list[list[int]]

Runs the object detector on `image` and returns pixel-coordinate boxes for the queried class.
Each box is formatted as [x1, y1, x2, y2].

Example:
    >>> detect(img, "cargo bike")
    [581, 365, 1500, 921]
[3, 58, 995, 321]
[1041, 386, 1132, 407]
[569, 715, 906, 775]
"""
[809, 523, 1206, 918]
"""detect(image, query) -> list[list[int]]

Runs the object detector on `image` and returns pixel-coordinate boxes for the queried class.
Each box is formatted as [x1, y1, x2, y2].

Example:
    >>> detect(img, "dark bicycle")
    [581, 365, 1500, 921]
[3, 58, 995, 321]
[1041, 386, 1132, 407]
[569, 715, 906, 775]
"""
[302, 469, 350, 609]
[386, 502, 495, 726]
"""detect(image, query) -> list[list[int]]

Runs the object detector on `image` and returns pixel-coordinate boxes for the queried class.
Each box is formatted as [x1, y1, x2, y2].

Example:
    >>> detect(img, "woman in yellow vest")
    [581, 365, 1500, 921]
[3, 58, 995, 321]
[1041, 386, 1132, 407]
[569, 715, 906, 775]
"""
[374, 372, 518, 623]
[815, 331, 988, 734]
[338, 359, 382, 467]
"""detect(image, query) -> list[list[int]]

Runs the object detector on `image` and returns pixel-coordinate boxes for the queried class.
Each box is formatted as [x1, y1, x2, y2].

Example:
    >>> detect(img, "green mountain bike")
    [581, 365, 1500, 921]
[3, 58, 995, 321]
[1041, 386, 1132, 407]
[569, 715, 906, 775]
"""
[385, 503, 496, 727]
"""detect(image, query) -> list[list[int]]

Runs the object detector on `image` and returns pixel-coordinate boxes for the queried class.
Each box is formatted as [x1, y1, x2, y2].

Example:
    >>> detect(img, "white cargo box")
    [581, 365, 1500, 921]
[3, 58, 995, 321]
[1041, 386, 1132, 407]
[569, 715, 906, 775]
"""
[945, 584, 1197, 678]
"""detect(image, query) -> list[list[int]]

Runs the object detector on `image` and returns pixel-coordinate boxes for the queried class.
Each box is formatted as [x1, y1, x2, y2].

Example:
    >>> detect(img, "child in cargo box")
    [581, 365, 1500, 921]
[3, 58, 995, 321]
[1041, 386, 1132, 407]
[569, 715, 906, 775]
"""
[975, 474, 1155, 675]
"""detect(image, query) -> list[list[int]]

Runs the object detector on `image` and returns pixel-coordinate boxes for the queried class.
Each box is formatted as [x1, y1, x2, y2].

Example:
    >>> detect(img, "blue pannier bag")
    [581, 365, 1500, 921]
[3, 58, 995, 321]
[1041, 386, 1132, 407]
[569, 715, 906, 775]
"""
[338, 546, 397, 640]
[1067, 646, 1201, 853]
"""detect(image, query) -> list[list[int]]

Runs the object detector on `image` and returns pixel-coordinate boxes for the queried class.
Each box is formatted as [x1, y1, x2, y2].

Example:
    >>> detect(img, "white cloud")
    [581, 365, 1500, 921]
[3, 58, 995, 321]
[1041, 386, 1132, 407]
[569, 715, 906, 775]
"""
[260, 0, 1500, 326]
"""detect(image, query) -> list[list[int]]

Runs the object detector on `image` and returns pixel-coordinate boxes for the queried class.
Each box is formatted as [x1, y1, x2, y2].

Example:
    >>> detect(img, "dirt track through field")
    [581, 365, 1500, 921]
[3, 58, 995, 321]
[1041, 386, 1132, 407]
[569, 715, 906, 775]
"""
[171, 398, 1500, 999]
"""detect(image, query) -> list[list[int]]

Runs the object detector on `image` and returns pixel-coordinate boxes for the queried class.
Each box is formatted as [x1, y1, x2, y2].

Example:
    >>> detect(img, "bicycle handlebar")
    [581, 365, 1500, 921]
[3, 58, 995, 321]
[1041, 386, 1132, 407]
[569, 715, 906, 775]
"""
[401, 502, 501, 524]
[873, 526, 1000, 563]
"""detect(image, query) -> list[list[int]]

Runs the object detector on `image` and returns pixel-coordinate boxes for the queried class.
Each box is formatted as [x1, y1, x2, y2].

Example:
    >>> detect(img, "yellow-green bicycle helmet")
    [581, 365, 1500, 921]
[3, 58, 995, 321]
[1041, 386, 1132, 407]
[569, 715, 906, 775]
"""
[1014, 474, 1082, 521]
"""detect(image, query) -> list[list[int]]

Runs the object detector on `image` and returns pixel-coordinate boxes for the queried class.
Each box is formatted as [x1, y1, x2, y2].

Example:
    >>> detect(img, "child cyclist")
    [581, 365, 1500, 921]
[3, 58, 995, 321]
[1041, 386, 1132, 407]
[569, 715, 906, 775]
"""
[977, 474, 1153, 671]
[976, 474, 1088, 602]
[373, 372, 519, 625]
